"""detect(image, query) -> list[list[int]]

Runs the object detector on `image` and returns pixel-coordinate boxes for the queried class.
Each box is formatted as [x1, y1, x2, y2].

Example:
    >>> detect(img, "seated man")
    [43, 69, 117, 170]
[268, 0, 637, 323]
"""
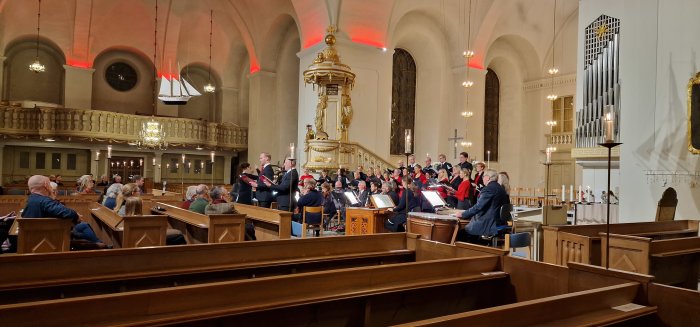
[21, 175, 107, 249]
[293, 179, 325, 236]
[188, 184, 210, 214]
[204, 186, 256, 241]
[455, 169, 510, 245]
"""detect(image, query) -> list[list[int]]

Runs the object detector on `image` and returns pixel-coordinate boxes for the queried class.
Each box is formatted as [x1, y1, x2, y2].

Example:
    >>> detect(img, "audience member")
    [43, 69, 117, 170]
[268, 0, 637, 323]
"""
[181, 185, 198, 209]
[188, 184, 210, 214]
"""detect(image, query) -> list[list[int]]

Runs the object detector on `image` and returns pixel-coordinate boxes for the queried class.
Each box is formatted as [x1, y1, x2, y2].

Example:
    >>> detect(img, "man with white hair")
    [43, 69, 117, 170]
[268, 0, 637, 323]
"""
[21, 175, 107, 248]
[456, 169, 511, 245]
[188, 184, 210, 214]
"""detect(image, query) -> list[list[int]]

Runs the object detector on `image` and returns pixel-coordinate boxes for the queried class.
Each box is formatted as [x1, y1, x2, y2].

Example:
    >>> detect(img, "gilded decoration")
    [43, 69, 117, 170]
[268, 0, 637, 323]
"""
[687, 72, 700, 154]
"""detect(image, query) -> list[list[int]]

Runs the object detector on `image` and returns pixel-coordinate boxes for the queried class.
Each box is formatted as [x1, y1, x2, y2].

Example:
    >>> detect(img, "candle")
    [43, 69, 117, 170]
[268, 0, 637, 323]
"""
[487, 150, 491, 168]
[210, 151, 215, 163]
[561, 185, 566, 202]
[107, 145, 112, 159]
[569, 185, 574, 203]
[182, 154, 186, 163]
[139, 159, 143, 166]
[167, 163, 170, 169]
[188, 162, 191, 169]
[586, 186, 591, 202]
[175, 163, 178, 169]
[604, 113, 614, 142]
[130, 160, 134, 167]
[290, 143, 295, 159]
[152, 157, 156, 166]
[95, 150, 100, 161]
[201, 161, 204, 169]
[404, 129, 412, 154]
[578, 185, 582, 203]
[545, 149, 551, 164]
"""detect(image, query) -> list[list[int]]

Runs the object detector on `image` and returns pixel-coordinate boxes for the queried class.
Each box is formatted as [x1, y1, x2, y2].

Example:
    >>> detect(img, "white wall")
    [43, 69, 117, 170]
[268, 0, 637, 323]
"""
[579, 0, 700, 221]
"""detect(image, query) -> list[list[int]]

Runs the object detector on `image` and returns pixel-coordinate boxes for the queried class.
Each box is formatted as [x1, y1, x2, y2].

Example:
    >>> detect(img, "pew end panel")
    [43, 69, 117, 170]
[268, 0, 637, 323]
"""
[122, 215, 168, 248]
[558, 231, 596, 266]
[16, 218, 72, 254]
[600, 233, 652, 275]
[207, 214, 247, 243]
[648, 282, 700, 326]
[235, 203, 292, 240]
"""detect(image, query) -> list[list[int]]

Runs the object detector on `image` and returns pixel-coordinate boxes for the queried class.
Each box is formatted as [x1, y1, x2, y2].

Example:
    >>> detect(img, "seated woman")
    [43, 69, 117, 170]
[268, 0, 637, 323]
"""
[123, 196, 187, 245]
[293, 179, 325, 236]
[455, 168, 474, 210]
[181, 185, 197, 209]
[103, 183, 123, 210]
[76, 175, 96, 195]
[114, 183, 138, 216]
[385, 176, 421, 232]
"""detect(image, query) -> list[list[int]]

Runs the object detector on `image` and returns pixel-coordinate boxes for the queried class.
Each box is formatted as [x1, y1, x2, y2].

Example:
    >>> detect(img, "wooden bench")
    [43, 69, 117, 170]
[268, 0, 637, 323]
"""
[0, 234, 499, 304]
[543, 220, 699, 266]
[0, 253, 667, 326]
[648, 282, 700, 326]
[234, 203, 292, 240]
[602, 233, 700, 289]
[88, 203, 168, 248]
[151, 202, 246, 244]
[14, 218, 72, 254]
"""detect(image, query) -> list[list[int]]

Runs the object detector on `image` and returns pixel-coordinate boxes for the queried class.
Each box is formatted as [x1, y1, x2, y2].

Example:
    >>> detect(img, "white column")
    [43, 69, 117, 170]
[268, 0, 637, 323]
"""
[153, 151, 163, 183]
[223, 154, 232, 185]
[63, 65, 95, 109]
[248, 70, 279, 160]
[89, 148, 100, 177]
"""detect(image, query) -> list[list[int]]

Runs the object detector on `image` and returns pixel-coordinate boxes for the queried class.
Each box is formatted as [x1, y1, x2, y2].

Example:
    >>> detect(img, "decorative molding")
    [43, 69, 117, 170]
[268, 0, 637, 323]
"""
[523, 73, 576, 92]
[571, 146, 620, 159]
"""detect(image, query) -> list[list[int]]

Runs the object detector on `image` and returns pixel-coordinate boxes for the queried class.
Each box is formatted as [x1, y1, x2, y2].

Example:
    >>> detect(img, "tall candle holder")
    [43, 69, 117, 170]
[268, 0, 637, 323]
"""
[599, 141, 622, 269]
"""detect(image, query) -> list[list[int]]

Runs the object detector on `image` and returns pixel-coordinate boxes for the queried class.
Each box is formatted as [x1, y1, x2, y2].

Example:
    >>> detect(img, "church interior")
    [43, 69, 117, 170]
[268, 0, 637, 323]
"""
[0, 0, 699, 325]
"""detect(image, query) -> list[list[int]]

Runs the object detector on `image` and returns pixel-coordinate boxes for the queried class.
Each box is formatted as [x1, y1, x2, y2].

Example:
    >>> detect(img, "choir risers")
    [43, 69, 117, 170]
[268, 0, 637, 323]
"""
[0, 105, 247, 150]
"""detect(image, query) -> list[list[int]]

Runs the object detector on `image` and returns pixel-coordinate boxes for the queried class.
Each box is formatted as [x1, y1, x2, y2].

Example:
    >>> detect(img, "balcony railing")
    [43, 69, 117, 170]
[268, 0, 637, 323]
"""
[547, 132, 573, 146]
[304, 139, 395, 172]
[0, 105, 247, 150]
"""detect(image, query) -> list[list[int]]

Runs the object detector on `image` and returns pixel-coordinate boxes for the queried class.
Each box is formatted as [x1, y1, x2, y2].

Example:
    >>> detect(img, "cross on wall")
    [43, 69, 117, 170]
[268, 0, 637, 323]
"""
[447, 129, 464, 159]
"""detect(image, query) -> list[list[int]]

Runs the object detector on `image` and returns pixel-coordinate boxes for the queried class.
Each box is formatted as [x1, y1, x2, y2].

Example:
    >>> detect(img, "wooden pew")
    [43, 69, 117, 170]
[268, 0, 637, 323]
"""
[234, 203, 292, 240]
[602, 233, 700, 289]
[0, 256, 510, 326]
[88, 203, 168, 248]
[543, 220, 699, 266]
[0, 234, 503, 305]
[0, 253, 668, 326]
[15, 218, 72, 254]
[151, 202, 246, 244]
[648, 282, 700, 326]
[141, 193, 182, 207]
[0, 195, 26, 216]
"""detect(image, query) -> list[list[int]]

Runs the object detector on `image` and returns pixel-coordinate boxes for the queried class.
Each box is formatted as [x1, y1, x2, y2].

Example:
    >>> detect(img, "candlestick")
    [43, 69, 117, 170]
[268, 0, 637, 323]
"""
[545, 149, 551, 164]
[404, 129, 412, 154]
[152, 157, 156, 166]
[182, 154, 186, 163]
[95, 150, 100, 161]
[201, 161, 204, 169]
[210, 151, 215, 163]
[188, 162, 191, 169]
[139, 159, 143, 166]
[604, 106, 615, 142]
[569, 185, 574, 203]
[578, 185, 582, 203]
[107, 145, 112, 159]
[290, 143, 295, 159]
[561, 185, 566, 202]
[487, 150, 491, 168]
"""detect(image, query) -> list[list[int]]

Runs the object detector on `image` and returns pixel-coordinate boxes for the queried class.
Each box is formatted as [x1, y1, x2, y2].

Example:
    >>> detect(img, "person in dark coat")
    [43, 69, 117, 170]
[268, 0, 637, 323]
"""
[293, 179, 325, 226]
[235, 163, 257, 205]
[385, 176, 421, 232]
[457, 169, 511, 244]
[250, 152, 274, 208]
[264, 157, 299, 212]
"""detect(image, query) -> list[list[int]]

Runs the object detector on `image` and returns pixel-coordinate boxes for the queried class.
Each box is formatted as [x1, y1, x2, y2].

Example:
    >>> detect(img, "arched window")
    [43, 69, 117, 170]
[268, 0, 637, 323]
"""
[484, 68, 500, 161]
[390, 49, 416, 155]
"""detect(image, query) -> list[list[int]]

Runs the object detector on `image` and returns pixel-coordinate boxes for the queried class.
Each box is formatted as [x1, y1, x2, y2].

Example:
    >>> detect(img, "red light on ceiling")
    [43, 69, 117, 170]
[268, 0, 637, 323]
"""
[468, 62, 484, 70]
[249, 64, 260, 74]
[303, 36, 323, 49]
[157, 72, 179, 80]
[66, 59, 92, 68]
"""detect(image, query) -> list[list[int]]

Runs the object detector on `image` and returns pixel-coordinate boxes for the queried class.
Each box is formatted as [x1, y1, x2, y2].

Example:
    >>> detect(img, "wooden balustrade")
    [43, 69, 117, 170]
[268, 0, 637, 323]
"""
[0, 105, 247, 150]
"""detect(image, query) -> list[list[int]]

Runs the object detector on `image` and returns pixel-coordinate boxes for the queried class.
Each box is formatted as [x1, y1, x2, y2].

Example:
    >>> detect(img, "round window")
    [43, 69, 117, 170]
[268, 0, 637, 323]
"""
[105, 62, 138, 92]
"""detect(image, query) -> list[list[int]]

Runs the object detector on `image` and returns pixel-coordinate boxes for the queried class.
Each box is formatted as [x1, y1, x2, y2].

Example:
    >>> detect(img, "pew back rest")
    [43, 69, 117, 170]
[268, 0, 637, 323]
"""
[89, 203, 124, 231]
[122, 215, 169, 247]
[16, 218, 72, 254]
[154, 202, 210, 228]
[235, 203, 292, 239]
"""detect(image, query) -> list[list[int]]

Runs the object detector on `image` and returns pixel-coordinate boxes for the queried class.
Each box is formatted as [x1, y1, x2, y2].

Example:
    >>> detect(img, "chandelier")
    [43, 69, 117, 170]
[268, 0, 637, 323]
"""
[546, 0, 558, 101]
[137, 117, 167, 150]
[459, 0, 474, 148]
[28, 0, 45, 73]
[203, 10, 216, 93]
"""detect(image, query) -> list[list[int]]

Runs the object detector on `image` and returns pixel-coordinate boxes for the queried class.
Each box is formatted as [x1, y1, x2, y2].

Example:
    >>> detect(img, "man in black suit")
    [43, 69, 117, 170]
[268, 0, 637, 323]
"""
[264, 156, 299, 212]
[456, 169, 510, 245]
[457, 152, 473, 172]
[250, 152, 274, 208]
[437, 154, 453, 177]
[354, 181, 370, 207]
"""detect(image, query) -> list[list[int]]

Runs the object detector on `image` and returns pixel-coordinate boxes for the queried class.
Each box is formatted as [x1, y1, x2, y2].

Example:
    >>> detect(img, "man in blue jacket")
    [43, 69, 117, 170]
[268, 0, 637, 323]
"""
[456, 169, 510, 245]
[22, 175, 106, 248]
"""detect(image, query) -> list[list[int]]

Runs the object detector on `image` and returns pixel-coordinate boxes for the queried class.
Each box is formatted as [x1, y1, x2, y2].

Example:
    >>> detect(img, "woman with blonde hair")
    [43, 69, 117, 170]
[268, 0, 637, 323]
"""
[76, 175, 95, 194]
[114, 183, 138, 216]
[123, 196, 143, 216]
[497, 171, 511, 195]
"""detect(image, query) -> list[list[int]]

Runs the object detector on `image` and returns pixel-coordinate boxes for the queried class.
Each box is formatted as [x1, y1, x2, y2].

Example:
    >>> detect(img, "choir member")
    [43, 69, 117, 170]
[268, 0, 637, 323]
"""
[437, 154, 453, 177]
[458, 152, 473, 172]
[455, 168, 474, 210]
[385, 176, 421, 232]
[316, 170, 333, 186]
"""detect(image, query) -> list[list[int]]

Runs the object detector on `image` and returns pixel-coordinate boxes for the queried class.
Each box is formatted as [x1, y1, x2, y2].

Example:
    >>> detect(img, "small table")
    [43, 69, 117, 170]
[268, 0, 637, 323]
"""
[345, 207, 389, 235]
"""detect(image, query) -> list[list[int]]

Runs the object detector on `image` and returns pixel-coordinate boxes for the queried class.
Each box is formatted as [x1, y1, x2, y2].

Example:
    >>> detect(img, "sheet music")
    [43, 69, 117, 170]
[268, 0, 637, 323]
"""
[423, 190, 446, 207]
[371, 194, 395, 209]
[344, 191, 360, 205]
